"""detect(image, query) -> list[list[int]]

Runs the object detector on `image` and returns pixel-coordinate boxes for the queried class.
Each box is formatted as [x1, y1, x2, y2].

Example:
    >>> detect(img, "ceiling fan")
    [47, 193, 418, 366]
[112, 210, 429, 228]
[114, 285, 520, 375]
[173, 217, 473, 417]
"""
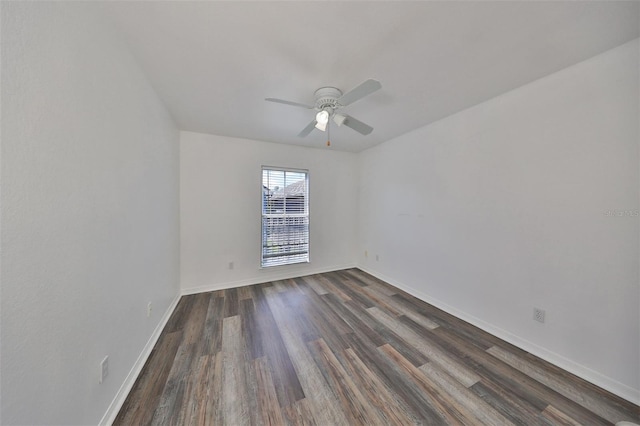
[265, 79, 382, 139]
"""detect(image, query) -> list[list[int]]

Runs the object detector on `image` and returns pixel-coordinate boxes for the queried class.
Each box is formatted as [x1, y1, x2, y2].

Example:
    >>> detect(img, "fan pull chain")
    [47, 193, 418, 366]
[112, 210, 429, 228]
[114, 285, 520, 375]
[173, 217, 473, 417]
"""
[326, 121, 331, 147]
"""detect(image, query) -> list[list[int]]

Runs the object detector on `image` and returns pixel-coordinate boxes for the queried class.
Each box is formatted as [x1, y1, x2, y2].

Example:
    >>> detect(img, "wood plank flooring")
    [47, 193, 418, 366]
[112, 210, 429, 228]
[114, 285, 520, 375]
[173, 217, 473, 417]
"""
[114, 269, 640, 425]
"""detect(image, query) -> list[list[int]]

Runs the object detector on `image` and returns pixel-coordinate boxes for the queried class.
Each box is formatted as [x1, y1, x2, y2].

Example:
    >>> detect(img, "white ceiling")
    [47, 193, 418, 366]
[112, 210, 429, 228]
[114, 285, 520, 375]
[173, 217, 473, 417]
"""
[105, 1, 639, 152]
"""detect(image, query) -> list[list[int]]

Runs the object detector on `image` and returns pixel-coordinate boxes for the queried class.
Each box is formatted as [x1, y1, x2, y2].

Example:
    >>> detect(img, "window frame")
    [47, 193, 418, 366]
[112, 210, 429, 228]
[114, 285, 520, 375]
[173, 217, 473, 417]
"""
[260, 166, 310, 268]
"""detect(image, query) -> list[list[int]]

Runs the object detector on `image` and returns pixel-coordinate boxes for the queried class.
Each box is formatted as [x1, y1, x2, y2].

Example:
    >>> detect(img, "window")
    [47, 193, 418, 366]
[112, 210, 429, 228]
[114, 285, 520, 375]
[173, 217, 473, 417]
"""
[261, 167, 309, 267]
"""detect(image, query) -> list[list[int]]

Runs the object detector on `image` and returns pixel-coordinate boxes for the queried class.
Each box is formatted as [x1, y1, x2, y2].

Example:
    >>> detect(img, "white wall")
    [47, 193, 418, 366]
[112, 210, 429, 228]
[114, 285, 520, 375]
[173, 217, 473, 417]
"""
[180, 131, 357, 293]
[1, 3, 180, 425]
[357, 39, 639, 402]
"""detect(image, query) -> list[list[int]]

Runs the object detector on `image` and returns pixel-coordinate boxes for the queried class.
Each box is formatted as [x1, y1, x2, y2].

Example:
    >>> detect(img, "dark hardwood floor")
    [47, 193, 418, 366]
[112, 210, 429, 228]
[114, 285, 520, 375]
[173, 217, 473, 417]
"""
[114, 269, 639, 425]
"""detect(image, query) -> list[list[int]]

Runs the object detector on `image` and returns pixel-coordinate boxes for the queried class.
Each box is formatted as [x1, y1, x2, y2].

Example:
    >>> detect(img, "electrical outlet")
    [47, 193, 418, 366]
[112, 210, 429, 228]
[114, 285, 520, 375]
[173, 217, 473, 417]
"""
[228, 261, 234, 270]
[100, 356, 109, 384]
[147, 302, 153, 317]
[533, 307, 545, 323]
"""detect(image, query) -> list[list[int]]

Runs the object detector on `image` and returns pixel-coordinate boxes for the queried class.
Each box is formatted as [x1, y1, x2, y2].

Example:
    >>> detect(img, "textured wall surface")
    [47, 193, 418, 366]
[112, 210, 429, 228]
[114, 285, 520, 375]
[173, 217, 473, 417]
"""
[1, 3, 180, 424]
[180, 131, 358, 293]
[357, 39, 640, 403]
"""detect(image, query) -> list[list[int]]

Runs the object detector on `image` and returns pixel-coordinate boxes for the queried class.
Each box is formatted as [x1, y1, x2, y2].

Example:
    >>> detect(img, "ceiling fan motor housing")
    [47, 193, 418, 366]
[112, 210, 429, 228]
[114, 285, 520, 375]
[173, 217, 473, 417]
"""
[314, 87, 343, 111]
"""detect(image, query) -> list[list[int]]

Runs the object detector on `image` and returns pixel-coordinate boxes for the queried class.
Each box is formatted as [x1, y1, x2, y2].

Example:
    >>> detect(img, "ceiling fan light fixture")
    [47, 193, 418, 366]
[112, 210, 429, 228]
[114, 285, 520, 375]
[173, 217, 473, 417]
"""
[316, 109, 329, 124]
[314, 120, 327, 131]
[333, 113, 346, 127]
[315, 109, 330, 131]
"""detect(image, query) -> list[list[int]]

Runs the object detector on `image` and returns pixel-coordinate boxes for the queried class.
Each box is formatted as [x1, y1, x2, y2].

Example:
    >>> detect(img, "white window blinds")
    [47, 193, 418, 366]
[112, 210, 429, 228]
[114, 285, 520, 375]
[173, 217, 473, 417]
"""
[261, 167, 309, 267]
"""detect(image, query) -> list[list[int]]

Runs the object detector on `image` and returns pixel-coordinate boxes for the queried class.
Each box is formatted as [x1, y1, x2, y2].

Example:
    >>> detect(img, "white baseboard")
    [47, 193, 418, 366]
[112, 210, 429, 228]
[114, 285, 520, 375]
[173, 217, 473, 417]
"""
[98, 294, 182, 426]
[357, 265, 640, 406]
[181, 263, 357, 295]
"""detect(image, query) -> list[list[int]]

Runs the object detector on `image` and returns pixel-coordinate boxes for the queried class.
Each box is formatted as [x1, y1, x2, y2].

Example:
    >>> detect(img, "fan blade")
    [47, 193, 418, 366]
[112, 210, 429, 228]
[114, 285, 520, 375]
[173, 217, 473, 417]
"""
[343, 115, 373, 135]
[337, 79, 381, 107]
[297, 120, 317, 137]
[265, 98, 314, 109]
